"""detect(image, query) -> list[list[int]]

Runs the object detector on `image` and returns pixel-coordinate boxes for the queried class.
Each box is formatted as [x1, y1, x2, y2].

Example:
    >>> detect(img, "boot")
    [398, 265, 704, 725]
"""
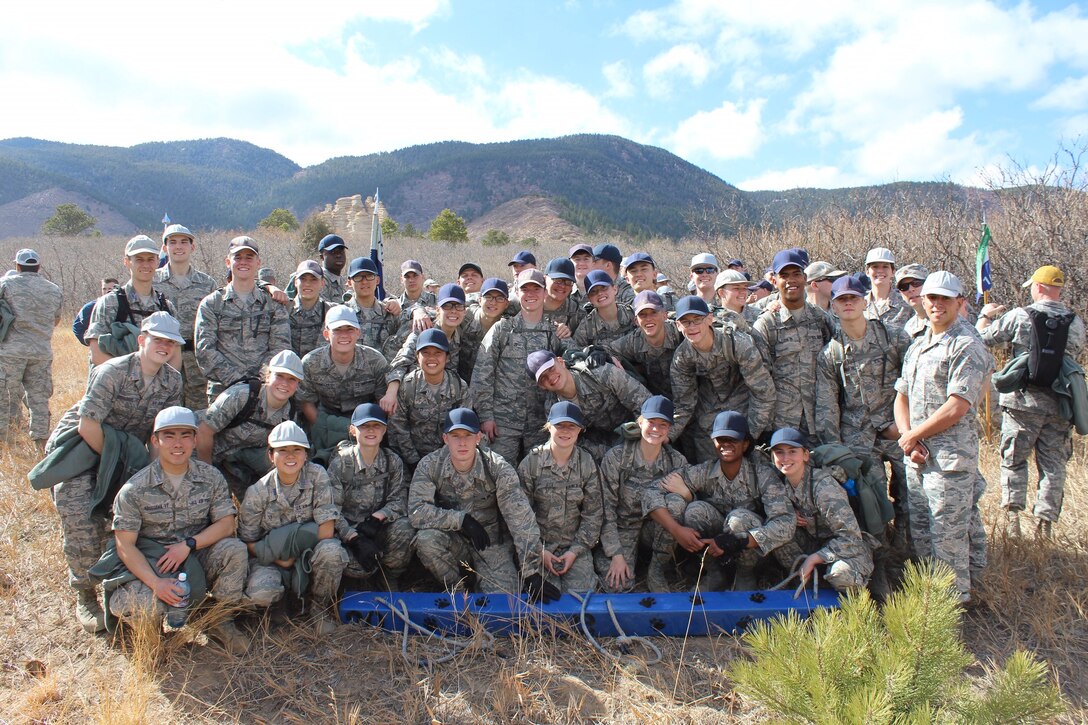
[645, 552, 671, 592]
[207, 619, 251, 655]
[76, 589, 105, 634]
[868, 559, 891, 604]
[732, 563, 758, 591]
[1035, 518, 1053, 540]
[1004, 510, 1021, 538]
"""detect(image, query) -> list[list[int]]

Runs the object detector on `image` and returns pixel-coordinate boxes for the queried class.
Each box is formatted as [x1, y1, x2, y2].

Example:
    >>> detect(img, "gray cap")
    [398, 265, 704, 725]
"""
[920, 271, 963, 298]
[294, 259, 323, 279]
[690, 253, 719, 270]
[516, 269, 547, 289]
[714, 269, 749, 289]
[257, 267, 276, 283]
[864, 247, 896, 266]
[153, 405, 198, 432]
[14, 248, 39, 265]
[268, 420, 310, 449]
[140, 311, 185, 343]
[325, 304, 361, 330]
[805, 261, 848, 282]
[162, 224, 194, 244]
[267, 350, 304, 380]
[894, 263, 930, 285]
[228, 236, 260, 255]
[125, 235, 160, 257]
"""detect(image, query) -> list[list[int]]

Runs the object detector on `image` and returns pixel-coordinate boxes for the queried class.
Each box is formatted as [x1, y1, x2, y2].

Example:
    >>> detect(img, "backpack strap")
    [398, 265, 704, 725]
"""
[222, 378, 265, 431]
[113, 287, 132, 326]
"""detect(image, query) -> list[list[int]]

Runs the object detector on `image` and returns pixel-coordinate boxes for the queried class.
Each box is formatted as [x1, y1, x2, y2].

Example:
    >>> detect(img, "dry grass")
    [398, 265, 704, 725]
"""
[1, 229, 1086, 721]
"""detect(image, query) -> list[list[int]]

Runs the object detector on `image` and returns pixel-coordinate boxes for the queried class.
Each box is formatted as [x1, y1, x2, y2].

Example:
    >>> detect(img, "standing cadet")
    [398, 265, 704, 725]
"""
[608, 290, 684, 399]
[0, 248, 63, 447]
[316, 234, 350, 303]
[330, 403, 415, 589]
[572, 270, 636, 348]
[671, 295, 776, 463]
[155, 224, 218, 409]
[804, 261, 847, 312]
[753, 249, 835, 442]
[86, 235, 177, 367]
[458, 277, 511, 383]
[592, 244, 635, 306]
[894, 272, 992, 603]
[104, 406, 250, 653]
[541, 258, 585, 341]
[713, 269, 760, 330]
[467, 269, 563, 464]
[288, 260, 335, 359]
[568, 244, 595, 301]
[977, 265, 1086, 538]
[890, 264, 930, 338]
[46, 312, 184, 633]
[689, 253, 720, 309]
[409, 408, 557, 601]
[623, 252, 676, 310]
[863, 247, 904, 326]
[457, 262, 484, 303]
[385, 259, 438, 358]
[343, 257, 401, 352]
[383, 284, 467, 407]
[518, 402, 603, 593]
[195, 236, 291, 400]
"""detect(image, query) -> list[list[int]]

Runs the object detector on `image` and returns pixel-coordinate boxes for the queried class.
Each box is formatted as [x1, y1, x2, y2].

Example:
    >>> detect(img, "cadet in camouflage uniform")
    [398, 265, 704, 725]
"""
[87, 235, 178, 368]
[595, 396, 688, 592]
[288, 260, 335, 359]
[457, 262, 484, 303]
[316, 234, 350, 303]
[608, 290, 683, 399]
[643, 411, 795, 591]
[768, 427, 873, 591]
[387, 329, 467, 469]
[528, 350, 650, 457]
[518, 402, 603, 593]
[977, 265, 1086, 537]
[572, 270, 636, 349]
[689, 253, 721, 310]
[195, 237, 291, 399]
[196, 350, 303, 495]
[383, 284, 467, 404]
[541, 258, 586, 341]
[670, 295, 776, 462]
[713, 269, 760, 331]
[384, 259, 438, 359]
[107, 406, 250, 653]
[343, 257, 401, 351]
[329, 404, 415, 587]
[466, 270, 563, 464]
[155, 224, 218, 409]
[752, 249, 836, 440]
[239, 421, 347, 633]
[623, 252, 676, 311]
[457, 277, 511, 383]
[592, 244, 635, 307]
[0, 249, 63, 445]
[569, 244, 595, 302]
[894, 272, 992, 602]
[863, 247, 905, 326]
[890, 264, 930, 339]
[48, 312, 184, 633]
[410, 408, 553, 599]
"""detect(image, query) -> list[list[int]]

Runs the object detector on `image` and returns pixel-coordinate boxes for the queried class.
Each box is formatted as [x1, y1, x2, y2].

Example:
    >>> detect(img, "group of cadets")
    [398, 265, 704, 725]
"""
[2, 224, 1081, 656]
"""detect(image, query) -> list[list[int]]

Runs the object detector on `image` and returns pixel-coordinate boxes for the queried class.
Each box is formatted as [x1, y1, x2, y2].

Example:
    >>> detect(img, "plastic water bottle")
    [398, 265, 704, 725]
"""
[166, 572, 191, 627]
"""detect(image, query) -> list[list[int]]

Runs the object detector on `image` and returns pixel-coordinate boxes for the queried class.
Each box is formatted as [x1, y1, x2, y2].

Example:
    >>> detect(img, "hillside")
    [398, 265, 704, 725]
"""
[465, 196, 585, 244]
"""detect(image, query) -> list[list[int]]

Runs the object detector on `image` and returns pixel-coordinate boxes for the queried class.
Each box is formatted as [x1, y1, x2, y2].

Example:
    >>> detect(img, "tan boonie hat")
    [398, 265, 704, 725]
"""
[1022, 265, 1064, 288]
[895, 263, 930, 285]
[804, 261, 848, 283]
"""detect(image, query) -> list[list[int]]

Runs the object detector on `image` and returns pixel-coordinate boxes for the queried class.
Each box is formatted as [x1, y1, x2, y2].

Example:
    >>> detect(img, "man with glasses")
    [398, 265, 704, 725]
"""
[804, 261, 848, 312]
[689, 253, 720, 309]
[344, 257, 401, 352]
[890, 264, 930, 338]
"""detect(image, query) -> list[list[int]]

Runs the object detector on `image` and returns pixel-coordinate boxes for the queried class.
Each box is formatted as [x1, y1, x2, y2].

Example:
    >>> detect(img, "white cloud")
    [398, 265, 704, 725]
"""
[424, 47, 488, 80]
[602, 61, 635, 98]
[737, 165, 858, 191]
[853, 108, 994, 181]
[488, 75, 632, 140]
[1035, 76, 1088, 111]
[643, 43, 713, 98]
[669, 99, 765, 161]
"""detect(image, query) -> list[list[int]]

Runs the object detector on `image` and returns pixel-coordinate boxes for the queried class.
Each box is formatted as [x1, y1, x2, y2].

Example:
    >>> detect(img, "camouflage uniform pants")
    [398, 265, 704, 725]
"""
[415, 529, 521, 593]
[1000, 407, 1072, 522]
[906, 464, 978, 600]
[592, 525, 653, 593]
[0, 356, 52, 440]
[344, 517, 416, 580]
[245, 538, 348, 607]
[488, 427, 548, 467]
[53, 472, 111, 593]
[109, 537, 249, 618]
[653, 497, 765, 578]
[181, 349, 208, 410]
[874, 437, 910, 525]
[543, 551, 597, 593]
[773, 527, 873, 593]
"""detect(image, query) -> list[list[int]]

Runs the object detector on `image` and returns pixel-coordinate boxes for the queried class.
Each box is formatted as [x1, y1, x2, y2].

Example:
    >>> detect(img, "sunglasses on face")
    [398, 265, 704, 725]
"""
[897, 279, 923, 292]
[692, 267, 717, 275]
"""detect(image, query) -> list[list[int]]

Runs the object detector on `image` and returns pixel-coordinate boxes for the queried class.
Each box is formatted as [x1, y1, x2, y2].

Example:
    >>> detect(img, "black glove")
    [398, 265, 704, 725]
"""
[583, 346, 612, 369]
[355, 516, 383, 540]
[348, 534, 383, 573]
[713, 532, 750, 559]
[523, 573, 561, 604]
[460, 515, 490, 551]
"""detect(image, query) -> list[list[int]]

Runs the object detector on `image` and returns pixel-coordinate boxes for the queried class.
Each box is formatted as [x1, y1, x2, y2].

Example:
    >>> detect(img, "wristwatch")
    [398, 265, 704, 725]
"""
[185, 536, 197, 551]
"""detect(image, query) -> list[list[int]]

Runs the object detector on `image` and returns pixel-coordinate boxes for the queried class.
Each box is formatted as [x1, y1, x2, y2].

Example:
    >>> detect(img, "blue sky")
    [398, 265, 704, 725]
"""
[2, 0, 1088, 190]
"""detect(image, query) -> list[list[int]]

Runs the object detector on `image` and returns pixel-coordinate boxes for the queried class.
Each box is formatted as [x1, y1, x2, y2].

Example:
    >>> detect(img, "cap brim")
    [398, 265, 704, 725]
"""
[229, 245, 259, 254]
[922, 286, 960, 297]
[831, 291, 864, 300]
[154, 422, 198, 432]
[1021, 278, 1034, 288]
[351, 416, 386, 427]
[547, 273, 576, 281]
[438, 297, 464, 306]
[642, 413, 673, 422]
[416, 342, 449, 353]
[518, 280, 545, 289]
[268, 365, 303, 380]
[711, 429, 746, 440]
[322, 243, 347, 251]
[269, 440, 311, 449]
[327, 320, 361, 330]
[445, 423, 480, 434]
[145, 330, 185, 344]
[548, 416, 584, 427]
[532, 357, 557, 381]
[633, 303, 664, 313]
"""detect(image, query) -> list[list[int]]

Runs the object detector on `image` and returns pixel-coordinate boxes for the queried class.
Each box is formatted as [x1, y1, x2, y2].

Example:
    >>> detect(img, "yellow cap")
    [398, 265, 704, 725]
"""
[1022, 265, 1065, 288]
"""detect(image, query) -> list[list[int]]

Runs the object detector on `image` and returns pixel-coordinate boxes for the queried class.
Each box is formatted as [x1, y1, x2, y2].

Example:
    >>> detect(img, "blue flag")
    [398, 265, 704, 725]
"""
[161, 212, 171, 225]
[370, 189, 386, 299]
[976, 223, 993, 302]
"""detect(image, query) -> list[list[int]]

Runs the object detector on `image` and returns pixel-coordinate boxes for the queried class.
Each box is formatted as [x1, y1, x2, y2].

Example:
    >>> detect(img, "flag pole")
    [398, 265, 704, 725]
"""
[980, 206, 993, 442]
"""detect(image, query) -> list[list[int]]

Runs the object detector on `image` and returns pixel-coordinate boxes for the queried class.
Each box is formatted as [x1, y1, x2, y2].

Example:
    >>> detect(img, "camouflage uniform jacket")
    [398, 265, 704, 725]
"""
[599, 439, 687, 558]
[0, 271, 63, 358]
[345, 297, 399, 352]
[86, 282, 176, 340]
[978, 300, 1086, 415]
[465, 316, 562, 433]
[815, 320, 910, 445]
[388, 369, 466, 466]
[112, 459, 235, 541]
[543, 363, 651, 435]
[752, 302, 835, 433]
[894, 317, 992, 472]
[201, 382, 294, 459]
[238, 462, 338, 543]
[386, 324, 463, 384]
[194, 284, 291, 386]
[670, 325, 776, 440]
[321, 269, 349, 304]
[781, 466, 868, 565]
[542, 296, 587, 338]
[384, 290, 438, 359]
[154, 266, 217, 344]
[864, 291, 904, 327]
[615, 279, 636, 307]
[713, 306, 759, 332]
[297, 344, 389, 414]
[408, 446, 543, 576]
[518, 444, 603, 556]
[572, 304, 636, 349]
[328, 442, 407, 541]
[642, 456, 795, 555]
[607, 323, 683, 399]
[289, 298, 335, 359]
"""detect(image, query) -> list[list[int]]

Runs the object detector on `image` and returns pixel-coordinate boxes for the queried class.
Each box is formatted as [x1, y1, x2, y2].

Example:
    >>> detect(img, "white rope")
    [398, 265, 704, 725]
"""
[569, 590, 662, 666]
[374, 596, 495, 666]
[768, 555, 820, 600]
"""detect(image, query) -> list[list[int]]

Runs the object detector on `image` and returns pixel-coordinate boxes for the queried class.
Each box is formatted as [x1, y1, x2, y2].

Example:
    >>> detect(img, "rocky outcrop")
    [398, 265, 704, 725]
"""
[318, 194, 386, 240]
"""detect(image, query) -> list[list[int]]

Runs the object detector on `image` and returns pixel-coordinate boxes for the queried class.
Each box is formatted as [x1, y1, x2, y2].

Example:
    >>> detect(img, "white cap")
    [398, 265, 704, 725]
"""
[690, 253, 719, 270]
[864, 247, 896, 266]
[14, 249, 39, 265]
[162, 224, 194, 244]
[714, 269, 749, 289]
[268, 421, 310, 449]
[920, 271, 963, 298]
[324, 304, 361, 330]
[140, 311, 185, 344]
[153, 406, 198, 432]
[267, 350, 304, 380]
[125, 235, 160, 257]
